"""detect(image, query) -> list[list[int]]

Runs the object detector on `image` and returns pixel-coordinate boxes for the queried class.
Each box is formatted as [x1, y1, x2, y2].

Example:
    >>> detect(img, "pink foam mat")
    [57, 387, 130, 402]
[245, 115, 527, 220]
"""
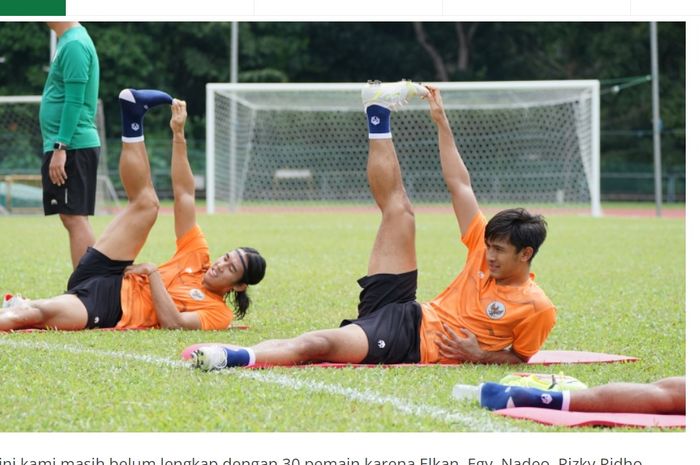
[1, 327, 139, 333]
[527, 350, 638, 365]
[495, 407, 685, 428]
[180, 345, 638, 367]
[1, 325, 249, 333]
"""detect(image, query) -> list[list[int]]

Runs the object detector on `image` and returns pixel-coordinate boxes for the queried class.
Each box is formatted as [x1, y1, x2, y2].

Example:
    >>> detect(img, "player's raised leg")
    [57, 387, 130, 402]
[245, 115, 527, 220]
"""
[362, 80, 428, 275]
[92, 89, 173, 261]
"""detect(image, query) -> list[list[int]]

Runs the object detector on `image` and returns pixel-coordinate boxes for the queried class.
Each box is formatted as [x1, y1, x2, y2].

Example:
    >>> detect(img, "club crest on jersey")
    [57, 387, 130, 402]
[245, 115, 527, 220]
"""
[189, 288, 205, 301]
[485, 301, 506, 320]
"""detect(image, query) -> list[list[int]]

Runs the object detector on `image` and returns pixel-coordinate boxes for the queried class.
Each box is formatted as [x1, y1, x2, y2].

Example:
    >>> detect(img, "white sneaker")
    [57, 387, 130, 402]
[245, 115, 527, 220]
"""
[191, 345, 228, 371]
[361, 79, 429, 110]
[2, 293, 28, 309]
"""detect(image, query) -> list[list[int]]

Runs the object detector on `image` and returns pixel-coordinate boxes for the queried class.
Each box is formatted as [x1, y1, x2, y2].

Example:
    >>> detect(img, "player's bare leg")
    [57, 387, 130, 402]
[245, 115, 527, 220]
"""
[0, 295, 88, 330]
[361, 80, 428, 275]
[91, 89, 172, 261]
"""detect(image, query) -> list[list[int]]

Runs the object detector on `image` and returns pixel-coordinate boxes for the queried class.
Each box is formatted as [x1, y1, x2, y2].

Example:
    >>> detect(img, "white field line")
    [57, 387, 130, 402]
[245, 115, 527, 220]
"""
[0, 338, 516, 431]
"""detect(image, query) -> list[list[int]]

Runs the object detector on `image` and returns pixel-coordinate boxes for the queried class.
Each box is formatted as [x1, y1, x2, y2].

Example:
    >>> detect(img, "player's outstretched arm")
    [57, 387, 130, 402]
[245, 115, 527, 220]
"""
[170, 99, 197, 240]
[425, 85, 479, 236]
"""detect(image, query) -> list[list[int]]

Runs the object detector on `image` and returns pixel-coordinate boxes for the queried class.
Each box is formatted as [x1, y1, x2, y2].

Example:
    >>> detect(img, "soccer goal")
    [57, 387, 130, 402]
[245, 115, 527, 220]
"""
[206, 81, 600, 216]
[0, 95, 119, 214]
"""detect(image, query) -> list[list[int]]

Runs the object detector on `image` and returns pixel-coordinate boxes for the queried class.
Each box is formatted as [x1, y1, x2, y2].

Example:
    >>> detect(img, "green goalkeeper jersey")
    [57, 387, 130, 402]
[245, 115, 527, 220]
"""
[40, 25, 100, 152]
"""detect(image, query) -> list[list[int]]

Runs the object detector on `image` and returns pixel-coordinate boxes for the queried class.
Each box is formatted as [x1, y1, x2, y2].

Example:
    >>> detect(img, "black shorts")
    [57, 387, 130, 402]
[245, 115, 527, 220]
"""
[66, 247, 132, 329]
[340, 270, 422, 364]
[42, 147, 100, 216]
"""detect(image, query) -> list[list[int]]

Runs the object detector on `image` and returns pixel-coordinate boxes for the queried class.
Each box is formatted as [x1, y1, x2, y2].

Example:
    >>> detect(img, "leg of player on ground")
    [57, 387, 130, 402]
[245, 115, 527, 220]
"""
[479, 376, 685, 414]
[0, 295, 88, 330]
[569, 376, 685, 414]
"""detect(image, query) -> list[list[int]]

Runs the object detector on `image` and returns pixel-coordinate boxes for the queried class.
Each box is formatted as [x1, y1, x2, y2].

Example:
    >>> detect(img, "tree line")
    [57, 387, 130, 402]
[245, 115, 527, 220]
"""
[0, 22, 686, 197]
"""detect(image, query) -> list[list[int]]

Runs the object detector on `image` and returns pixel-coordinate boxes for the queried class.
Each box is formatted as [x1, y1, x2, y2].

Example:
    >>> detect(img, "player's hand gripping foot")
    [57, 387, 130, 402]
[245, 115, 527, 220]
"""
[362, 79, 428, 110]
[423, 84, 449, 125]
[191, 346, 228, 371]
[170, 99, 188, 135]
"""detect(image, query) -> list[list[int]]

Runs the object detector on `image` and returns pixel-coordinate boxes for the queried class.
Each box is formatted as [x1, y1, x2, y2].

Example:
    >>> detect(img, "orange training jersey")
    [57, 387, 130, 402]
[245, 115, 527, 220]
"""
[117, 225, 233, 330]
[419, 213, 556, 363]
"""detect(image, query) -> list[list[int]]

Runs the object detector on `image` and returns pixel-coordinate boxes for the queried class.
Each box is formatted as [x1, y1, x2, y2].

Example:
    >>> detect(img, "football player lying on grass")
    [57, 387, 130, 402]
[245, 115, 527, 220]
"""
[190, 81, 555, 370]
[1, 92, 265, 332]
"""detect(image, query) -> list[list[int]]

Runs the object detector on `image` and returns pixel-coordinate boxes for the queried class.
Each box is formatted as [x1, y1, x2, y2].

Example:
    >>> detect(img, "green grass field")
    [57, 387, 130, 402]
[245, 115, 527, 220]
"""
[0, 208, 685, 432]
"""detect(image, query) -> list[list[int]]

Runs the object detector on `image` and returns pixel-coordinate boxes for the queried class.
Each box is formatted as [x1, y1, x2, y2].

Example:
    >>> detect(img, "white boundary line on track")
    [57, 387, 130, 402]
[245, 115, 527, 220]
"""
[0, 338, 516, 432]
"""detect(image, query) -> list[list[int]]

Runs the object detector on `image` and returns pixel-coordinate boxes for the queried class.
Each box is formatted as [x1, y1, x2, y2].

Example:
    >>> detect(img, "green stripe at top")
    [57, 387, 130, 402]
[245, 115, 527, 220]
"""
[1, 0, 66, 15]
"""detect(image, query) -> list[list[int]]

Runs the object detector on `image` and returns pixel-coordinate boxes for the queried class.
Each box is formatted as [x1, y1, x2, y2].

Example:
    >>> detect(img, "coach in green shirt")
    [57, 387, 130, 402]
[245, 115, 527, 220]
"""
[40, 22, 100, 269]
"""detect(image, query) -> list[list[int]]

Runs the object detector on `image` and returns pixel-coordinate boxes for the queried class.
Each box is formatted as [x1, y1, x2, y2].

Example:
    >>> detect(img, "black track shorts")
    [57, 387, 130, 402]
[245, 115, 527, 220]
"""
[340, 270, 422, 364]
[42, 147, 100, 216]
[66, 247, 132, 328]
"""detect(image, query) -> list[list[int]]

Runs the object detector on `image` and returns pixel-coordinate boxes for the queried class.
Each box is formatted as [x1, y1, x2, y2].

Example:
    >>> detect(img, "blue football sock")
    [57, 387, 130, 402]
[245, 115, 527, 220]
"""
[224, 347, 256, 367]
[366, 104, 392, 139]
[119, 89, 173, 142]
[480, 382, 566, 411]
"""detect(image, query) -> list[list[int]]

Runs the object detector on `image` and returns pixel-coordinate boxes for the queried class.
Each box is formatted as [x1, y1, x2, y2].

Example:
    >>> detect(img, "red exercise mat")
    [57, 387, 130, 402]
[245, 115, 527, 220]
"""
[2, 325, 249, 333]
[181, 345, 637, 366]
[527, 350, 638, 365]
[495, 407, 685, 428]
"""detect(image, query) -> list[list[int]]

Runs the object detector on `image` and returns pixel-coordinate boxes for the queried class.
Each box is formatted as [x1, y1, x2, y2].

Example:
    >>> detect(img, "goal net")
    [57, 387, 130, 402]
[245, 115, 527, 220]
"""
[206, 81, 600, 216]
[0, 95, 119, 214]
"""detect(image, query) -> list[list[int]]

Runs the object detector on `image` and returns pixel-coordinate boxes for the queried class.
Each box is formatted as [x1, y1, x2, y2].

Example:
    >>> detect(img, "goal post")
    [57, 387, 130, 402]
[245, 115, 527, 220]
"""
[0, 95, 119, 214]
[206, 80, 601, 216]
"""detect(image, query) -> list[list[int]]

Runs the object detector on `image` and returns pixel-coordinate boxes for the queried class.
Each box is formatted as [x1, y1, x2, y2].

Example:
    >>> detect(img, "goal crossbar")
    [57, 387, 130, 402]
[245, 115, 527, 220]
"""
[206, 80, 600, 216]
